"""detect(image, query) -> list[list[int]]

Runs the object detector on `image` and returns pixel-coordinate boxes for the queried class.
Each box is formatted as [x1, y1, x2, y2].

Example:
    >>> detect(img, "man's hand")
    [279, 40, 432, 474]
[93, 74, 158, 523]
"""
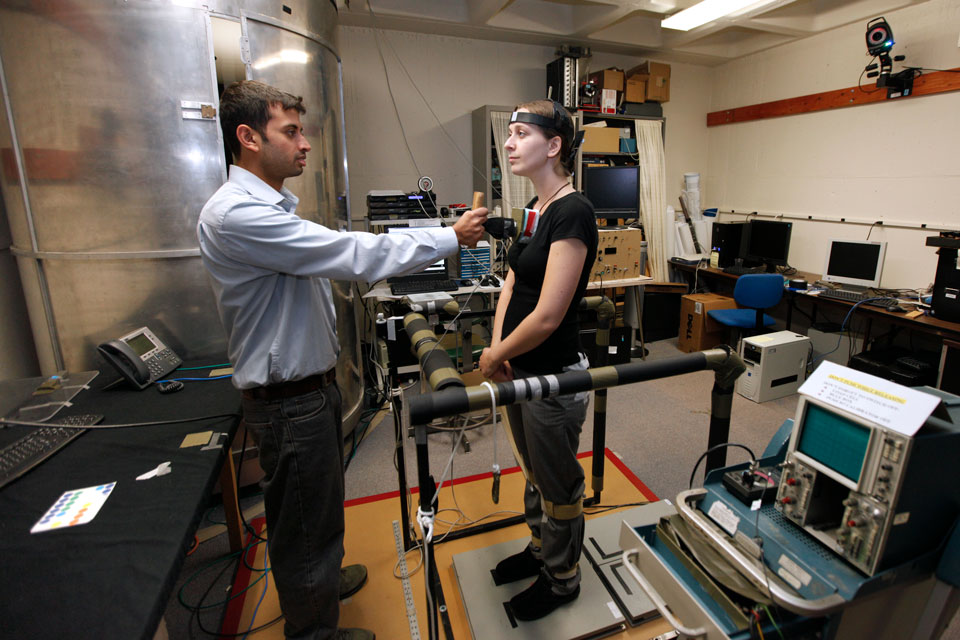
[453, 207, 488, 247]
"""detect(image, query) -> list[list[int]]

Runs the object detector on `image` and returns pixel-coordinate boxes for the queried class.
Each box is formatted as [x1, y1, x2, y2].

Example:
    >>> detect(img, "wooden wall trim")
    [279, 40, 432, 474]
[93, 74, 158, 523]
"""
[707, 67, 960, 127]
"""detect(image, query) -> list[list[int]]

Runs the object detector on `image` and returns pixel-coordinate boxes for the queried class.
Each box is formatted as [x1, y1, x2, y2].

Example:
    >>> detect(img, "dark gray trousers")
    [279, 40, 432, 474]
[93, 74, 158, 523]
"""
[505, 361, 589, 594]
[242, 383, 344, 640]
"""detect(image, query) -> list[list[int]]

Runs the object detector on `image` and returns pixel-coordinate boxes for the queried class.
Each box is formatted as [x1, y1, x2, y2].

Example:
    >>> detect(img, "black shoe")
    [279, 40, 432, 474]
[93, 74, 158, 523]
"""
[508, 573, 580, 621]
[339, 564, 368, 600]
[491, 547, 542, 585]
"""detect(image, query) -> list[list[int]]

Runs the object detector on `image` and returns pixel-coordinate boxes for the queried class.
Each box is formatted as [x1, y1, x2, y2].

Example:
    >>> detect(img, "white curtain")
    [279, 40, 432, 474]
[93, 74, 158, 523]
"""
[491, 111, 536, 213]
[634, 120, 668, 281]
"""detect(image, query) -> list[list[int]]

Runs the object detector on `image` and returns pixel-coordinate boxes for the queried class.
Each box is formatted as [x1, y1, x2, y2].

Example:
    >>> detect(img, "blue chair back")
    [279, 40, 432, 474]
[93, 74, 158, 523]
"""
[734, 273, 784, 310]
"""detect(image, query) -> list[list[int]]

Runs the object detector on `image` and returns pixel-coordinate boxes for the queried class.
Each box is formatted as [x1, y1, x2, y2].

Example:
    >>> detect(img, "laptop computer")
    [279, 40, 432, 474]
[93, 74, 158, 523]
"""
[386, 226, 458, 295]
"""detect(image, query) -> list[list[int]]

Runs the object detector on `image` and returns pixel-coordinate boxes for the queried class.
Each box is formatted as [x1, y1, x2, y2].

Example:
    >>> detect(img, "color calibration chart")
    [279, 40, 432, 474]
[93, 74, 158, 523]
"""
[31, 482, 116, 533]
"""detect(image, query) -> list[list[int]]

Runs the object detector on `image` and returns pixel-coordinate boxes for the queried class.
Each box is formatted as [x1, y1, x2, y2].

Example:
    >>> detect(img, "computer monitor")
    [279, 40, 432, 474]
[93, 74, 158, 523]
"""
[581, 165, 639, 219]
[822, 239, 887, 293]
[744, 220, 792, 272]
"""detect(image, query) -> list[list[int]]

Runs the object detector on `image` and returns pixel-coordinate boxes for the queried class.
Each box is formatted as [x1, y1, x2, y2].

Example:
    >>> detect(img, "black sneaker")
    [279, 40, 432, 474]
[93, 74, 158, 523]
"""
[508, 573, 580, 621]
[491, 547, 542, 585]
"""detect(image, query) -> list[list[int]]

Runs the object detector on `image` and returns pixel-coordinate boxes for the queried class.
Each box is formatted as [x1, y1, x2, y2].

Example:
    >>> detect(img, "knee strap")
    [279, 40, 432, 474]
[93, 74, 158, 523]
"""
[542, 498, 583, 520]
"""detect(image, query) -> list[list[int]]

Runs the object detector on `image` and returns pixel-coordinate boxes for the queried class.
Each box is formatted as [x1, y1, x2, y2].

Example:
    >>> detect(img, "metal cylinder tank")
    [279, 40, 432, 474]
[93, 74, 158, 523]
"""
[0, 0, 363, 430]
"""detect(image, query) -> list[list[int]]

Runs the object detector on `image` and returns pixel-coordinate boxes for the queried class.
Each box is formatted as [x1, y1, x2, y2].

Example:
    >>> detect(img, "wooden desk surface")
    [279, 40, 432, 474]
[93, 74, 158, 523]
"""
[670, 260, 960, 341]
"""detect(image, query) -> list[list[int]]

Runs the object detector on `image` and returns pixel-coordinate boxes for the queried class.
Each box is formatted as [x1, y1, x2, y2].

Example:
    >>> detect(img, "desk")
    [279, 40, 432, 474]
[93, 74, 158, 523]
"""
[0, 370, 241, 639]
[671, 261, 960, 343]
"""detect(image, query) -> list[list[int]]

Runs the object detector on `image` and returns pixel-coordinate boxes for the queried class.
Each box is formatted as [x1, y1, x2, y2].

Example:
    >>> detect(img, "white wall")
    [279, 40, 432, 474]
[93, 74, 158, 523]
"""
[706, 0, 960, 289]
[338, 26, 711, 224]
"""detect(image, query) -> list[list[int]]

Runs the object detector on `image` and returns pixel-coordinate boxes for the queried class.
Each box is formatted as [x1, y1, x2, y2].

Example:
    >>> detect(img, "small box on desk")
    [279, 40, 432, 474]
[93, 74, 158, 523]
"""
[677, 293, 737, 352]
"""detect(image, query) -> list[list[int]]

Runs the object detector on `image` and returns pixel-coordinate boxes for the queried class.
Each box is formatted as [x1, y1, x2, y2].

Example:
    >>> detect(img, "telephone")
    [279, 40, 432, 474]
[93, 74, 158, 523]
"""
[97, 326, 183, 390]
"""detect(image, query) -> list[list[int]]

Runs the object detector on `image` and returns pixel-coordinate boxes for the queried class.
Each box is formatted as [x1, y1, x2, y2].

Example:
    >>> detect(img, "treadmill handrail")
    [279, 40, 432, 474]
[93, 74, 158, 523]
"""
[621, 548, 709, 638]
[677, 488, 848, 616]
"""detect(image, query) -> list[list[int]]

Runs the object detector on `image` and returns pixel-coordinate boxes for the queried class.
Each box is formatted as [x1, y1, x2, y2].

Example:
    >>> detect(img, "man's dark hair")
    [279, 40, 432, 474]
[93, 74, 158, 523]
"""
[219, 80, 306, 161]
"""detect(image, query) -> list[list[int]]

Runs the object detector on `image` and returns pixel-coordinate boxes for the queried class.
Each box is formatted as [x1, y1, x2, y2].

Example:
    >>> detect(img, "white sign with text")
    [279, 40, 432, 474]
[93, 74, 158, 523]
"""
[799, 361, 939, 437]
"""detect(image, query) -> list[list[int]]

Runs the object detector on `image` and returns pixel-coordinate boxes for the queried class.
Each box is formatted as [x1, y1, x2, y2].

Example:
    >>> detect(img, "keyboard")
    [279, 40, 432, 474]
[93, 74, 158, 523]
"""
[818, 288, 900, 310]
[722, 264, 765, 275]
[0, 414, 103, 489]
[390, 278, 459, 295]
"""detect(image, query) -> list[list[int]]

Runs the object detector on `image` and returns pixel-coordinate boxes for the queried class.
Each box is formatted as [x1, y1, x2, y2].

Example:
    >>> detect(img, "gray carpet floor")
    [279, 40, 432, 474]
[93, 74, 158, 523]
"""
[344, 337, 799, 506]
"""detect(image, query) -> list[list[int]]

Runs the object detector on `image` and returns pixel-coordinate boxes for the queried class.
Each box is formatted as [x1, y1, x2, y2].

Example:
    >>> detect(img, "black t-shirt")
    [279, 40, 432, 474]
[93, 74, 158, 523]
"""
[502, 192, 599, 375]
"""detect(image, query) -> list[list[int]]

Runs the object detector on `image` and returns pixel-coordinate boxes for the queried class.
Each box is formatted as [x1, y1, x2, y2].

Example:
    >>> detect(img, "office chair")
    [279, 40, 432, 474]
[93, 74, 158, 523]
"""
[707, 273, 784, 348]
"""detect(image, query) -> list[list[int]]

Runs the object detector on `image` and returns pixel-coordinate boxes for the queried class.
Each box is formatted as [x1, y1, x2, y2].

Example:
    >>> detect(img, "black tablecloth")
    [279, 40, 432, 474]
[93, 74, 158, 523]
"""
[0, 368, 241, 639]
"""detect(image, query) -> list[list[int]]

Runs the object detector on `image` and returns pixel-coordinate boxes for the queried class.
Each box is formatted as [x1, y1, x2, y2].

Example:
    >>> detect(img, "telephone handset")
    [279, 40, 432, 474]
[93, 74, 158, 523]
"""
[97, 326, 183, 390]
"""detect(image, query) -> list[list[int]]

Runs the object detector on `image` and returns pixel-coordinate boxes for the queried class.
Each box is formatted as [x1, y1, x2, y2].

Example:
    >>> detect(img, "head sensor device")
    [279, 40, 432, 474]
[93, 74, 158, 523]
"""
[510, 101, 582, 172]
[509, 100, 574, 146]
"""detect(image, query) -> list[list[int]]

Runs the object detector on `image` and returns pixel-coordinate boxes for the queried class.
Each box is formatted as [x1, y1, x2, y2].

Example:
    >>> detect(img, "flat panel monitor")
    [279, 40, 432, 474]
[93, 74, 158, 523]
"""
[745, 220, 792, 271]
[582, 165, 639, 218]
[822, 239, 887, 292]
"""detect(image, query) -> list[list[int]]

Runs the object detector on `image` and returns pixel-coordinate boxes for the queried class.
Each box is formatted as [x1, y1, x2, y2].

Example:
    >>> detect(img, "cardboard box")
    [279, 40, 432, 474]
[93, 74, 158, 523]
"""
[625, 76, 646, 103]
[581, 127, 620, 153]
[677, 293, 737, 353]
[626, 61, 671, 103]
[588, 68, 624, 92]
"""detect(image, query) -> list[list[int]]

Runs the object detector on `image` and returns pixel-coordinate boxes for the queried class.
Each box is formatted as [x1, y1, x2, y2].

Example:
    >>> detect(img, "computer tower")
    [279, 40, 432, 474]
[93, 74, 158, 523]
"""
[710, 222, 747, 268]
[737, 331, 810, 403]
[927, 235, 960, 322]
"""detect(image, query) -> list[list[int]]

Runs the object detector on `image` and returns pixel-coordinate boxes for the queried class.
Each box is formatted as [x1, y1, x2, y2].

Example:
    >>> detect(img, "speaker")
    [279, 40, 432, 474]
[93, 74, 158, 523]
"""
[710, 222, 748, 268]
[866, 17, 894, 56]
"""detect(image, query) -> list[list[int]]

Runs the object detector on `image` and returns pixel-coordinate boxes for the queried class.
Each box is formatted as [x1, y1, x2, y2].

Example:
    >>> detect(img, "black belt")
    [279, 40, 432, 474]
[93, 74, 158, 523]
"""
[242, 369, 336, 401]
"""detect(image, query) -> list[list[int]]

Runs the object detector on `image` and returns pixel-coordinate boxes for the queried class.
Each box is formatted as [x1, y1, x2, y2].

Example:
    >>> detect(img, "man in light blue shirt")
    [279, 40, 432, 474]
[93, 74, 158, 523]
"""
[198, 81, 486, 640]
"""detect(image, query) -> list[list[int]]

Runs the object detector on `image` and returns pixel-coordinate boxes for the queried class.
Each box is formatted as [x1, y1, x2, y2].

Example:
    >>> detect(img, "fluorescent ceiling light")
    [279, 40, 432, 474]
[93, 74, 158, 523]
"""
[661, 0, 779, 31]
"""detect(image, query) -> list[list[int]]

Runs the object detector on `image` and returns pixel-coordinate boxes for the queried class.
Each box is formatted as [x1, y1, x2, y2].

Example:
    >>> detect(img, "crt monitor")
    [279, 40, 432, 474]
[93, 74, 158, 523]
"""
[822, 239, 887, 292]
[745, 220, 792, 271]
[581, 165, 639, 218]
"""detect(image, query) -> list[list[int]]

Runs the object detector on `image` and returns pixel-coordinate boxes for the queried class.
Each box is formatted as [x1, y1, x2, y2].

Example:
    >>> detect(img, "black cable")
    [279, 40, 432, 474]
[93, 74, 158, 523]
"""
[0, 412, 240, 430]
[233, 428, 268, 546]
[178, 540, 282, 637]
[194, 560, 282, 638]
[688, 443, 757, 489]
[906, 66, 960, 73]
[859, 55, 881, 94]
[584, 500, 650, 515]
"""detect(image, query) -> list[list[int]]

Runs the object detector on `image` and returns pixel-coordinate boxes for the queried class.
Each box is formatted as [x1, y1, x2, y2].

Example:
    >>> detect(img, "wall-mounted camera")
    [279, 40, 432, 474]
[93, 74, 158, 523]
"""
[863, 17, 918, 99]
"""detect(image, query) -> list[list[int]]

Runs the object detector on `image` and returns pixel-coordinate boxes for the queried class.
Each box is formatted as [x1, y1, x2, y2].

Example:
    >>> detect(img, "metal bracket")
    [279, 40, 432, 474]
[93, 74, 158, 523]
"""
[181, 100, 217, 120]
[201, 432, 228, 451]
[240, 36, 251, 65]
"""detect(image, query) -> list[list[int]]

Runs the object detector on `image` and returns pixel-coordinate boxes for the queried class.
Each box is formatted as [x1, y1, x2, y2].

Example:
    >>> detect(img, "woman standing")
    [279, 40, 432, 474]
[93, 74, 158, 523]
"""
[478, 99, 598, 621]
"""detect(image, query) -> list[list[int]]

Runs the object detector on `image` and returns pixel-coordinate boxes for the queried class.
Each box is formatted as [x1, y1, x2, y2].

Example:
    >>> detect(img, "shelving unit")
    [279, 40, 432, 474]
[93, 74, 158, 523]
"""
[471, 104, 513, 216]
[575, 110, 665, 187]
